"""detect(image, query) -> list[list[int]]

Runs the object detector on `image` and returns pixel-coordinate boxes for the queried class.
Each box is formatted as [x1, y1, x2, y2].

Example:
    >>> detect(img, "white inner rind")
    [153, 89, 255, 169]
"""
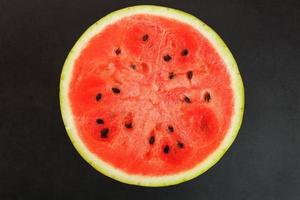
[60, 5, 244, 187]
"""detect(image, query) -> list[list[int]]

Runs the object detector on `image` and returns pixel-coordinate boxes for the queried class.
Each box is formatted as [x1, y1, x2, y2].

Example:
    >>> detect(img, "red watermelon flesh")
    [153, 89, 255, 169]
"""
[69, 14, 233, 176]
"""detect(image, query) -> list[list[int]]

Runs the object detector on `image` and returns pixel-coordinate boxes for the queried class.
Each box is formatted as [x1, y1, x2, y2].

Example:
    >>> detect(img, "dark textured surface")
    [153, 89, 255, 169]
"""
[0, 0, 300, 199]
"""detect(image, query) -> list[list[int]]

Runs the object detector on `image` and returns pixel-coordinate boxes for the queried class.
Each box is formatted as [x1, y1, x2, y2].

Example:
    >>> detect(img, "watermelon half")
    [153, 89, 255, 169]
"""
[60, 5, 244, 186]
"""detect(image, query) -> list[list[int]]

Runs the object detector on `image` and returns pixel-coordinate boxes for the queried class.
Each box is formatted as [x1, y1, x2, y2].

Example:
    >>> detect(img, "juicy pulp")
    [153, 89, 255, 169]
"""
[69, 14, 233, 175]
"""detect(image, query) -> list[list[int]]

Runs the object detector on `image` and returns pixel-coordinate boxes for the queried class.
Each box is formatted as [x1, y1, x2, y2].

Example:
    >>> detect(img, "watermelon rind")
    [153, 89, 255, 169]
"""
[60, 5, 244, 187]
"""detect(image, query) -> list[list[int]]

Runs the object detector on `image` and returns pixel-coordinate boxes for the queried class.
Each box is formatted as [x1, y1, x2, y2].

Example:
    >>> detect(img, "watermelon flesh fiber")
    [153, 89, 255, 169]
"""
[69, 14, 233, 176]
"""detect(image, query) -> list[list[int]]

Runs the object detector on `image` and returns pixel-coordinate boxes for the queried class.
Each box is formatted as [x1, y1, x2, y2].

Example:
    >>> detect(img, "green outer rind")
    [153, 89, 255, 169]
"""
[60, 5, 244, 187]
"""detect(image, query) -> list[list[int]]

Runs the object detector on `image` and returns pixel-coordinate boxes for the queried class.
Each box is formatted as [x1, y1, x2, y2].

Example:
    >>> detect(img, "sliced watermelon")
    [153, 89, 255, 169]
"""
[60, 5, 244, 186]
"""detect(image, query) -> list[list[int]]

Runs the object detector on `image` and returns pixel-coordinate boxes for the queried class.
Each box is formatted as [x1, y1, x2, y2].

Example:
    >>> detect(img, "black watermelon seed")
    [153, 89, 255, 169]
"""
[142, 34, 149, 41]
[184, 96, 191, 103]
[163, 145, 170, 154]
[100, 128, 109, 138]
[163, 54, 172, 62]
[204, 92, 211, 102]
[168, 72, 175, 79]
[167, 125, 174, 133]
[96, 118, 104, 124]
[130, 64, 136, 70]
[181, 49, 189, 56]
[149, 136, 155, 145]
[115, 48, 121, 55]
[177, 142, 184, 148]
[187, 71, 193, 80]
[112, 87, 121, 94]
[96, 93, 102, 101]
[125, 122, 132, 129]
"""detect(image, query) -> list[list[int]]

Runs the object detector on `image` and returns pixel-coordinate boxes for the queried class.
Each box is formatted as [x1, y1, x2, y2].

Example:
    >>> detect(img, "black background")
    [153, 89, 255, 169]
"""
[0, 0, 299, 199]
